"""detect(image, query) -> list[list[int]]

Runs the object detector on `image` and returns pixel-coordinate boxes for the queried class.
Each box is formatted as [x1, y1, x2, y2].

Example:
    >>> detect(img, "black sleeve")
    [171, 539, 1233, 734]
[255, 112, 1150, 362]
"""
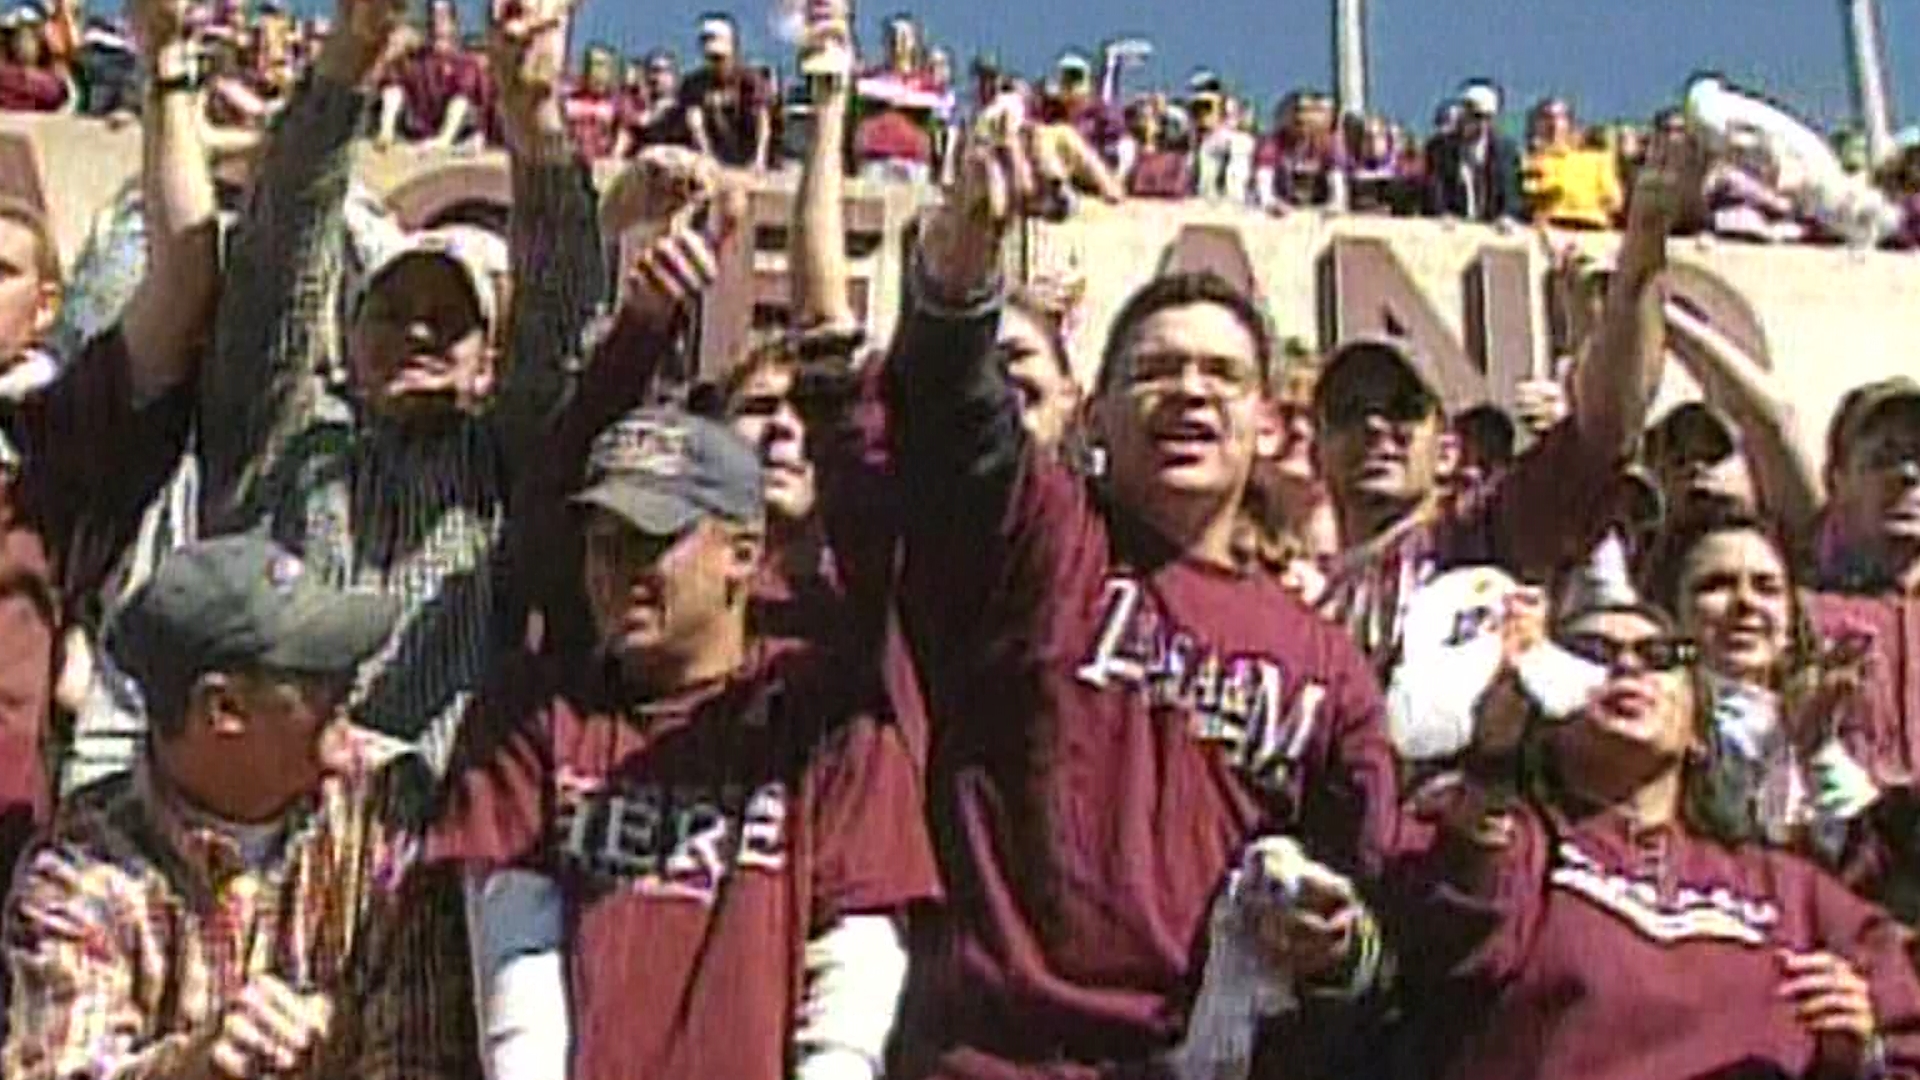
[883, 256, 1023, 529]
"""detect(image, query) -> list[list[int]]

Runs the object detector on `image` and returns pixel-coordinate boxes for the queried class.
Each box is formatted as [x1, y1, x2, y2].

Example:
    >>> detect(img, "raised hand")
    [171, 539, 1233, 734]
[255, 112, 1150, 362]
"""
[488, 0, 574, 109]
[1628, 125, 1711, 237]
[606, 147, 745, 332]
[918, 133, 1037, 306]
[128, 0, 189, 56]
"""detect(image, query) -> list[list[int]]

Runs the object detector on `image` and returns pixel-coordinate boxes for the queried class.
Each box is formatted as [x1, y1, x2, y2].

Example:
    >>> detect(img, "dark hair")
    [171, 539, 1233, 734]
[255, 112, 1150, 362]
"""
[1519, 605, 1753, 845]
[1095, 272, 1275, 396]
[1638, 504, 1817, 678]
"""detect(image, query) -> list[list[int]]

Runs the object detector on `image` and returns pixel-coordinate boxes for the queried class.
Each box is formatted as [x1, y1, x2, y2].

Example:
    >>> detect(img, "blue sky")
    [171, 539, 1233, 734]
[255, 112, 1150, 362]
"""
[547, 0, 1920, 133]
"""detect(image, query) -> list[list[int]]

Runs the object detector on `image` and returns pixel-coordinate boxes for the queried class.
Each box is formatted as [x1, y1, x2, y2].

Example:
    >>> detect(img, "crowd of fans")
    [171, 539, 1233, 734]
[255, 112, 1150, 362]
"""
[3, 0, 1920, 246]
[8, 0, 1920, 1078]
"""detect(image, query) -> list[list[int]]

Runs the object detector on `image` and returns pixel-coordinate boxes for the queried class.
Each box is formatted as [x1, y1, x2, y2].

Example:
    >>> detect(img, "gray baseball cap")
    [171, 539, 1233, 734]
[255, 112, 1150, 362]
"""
[572, 406, 764, 536]
[108, 535, 399, 699]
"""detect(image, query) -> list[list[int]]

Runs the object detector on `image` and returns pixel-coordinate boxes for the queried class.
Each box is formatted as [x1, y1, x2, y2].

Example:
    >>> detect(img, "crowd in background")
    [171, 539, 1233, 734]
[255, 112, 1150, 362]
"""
[1, 0, 1918, 246]
[8, 0, 1920, 1078]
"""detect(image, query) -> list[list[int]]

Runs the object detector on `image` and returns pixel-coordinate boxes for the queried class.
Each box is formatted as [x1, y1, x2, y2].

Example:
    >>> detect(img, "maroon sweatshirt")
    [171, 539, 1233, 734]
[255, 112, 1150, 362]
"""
[1380, 778, 1920, 1080]
[884, 279, 1400, 1077]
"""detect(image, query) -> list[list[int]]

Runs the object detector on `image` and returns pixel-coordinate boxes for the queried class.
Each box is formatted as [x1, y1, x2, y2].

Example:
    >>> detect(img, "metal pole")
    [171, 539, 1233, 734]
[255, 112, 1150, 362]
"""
[1334, 0, 1367, 118]
[1842, 0, 1896, 165]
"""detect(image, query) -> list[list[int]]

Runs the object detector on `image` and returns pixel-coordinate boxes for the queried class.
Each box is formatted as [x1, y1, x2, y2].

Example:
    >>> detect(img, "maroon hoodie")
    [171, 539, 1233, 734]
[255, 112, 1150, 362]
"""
[1380, 776, 1920, 1080]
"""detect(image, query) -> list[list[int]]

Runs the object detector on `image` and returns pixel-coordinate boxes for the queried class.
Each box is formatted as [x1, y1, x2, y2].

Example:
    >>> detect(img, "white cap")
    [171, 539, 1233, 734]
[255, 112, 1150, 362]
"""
[699, 17, 735, 49]
[1057, 52, 1091, 75]
[352, 226, 509, 334]
[1459, 83, 1500, 117]
[1386, 566, 1522, 762]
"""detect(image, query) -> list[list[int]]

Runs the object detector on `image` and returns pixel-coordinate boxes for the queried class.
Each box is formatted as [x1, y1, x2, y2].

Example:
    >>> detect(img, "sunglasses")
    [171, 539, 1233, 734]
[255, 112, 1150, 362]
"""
[1557, 633, 1697, 674]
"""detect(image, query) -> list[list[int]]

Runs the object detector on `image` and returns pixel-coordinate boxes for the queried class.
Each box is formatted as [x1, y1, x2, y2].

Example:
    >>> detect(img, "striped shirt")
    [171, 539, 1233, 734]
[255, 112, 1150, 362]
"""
[1, 727, 475, 1080]
[199, 74, 608, 776]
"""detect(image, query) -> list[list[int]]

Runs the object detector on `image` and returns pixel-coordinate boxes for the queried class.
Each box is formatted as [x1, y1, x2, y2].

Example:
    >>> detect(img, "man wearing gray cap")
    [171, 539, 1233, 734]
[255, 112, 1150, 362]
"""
[436, 406, 937, 1080]
[2, 535, 473, 1079]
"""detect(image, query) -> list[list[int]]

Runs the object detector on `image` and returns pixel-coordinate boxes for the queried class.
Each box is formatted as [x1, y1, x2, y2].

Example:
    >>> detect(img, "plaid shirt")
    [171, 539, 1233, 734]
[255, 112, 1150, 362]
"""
[1, 728, 475, 1080]
[199, 74, 608, 776]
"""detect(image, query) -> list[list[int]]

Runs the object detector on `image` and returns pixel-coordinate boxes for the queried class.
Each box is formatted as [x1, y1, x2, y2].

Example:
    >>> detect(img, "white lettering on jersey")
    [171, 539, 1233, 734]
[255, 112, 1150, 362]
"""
[552, 771, 790, 905]
[1548, 841, 1780, 946]
[1076, 575, 1326, 790]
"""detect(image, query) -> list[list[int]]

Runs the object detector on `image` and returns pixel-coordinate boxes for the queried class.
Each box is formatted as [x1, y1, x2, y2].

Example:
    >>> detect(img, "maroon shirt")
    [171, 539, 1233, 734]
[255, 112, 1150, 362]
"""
[430, 645, 940, 1080]
[885, 290, 1399, 1076]
[563, 86, 620, 160]
[1384, 781, 1920, 1080]
[1126, 148, 1193, 199]
[383, 45, 485, 141]
[1319, 421, 1621, 671]
[0, 329, 193, 915]
[0, 63, 67, 112]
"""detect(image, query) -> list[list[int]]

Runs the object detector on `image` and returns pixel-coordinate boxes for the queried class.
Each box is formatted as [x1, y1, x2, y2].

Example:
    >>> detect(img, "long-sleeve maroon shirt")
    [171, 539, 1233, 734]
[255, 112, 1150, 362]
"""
[885, 279, 1400, 1077]
[1381, 779, 1920, 1080]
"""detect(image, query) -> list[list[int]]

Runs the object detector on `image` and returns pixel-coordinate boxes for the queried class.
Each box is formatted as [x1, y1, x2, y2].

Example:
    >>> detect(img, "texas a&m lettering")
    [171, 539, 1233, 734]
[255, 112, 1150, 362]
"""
[1075, 577, 1325, 789]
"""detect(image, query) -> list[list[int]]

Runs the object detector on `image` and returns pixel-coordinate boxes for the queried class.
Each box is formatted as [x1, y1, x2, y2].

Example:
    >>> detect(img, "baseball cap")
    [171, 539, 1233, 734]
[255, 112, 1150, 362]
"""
[1057, 53, 1092, 78]
[1828, 377, 1920, 467]
[1645, 401, 1739, 468]
[352, 226, 507, 336]
[1313, 337, 1445, 424]
[1459, 82, 1501, 117]
[108, 535, 399, 703]
[699, 17, 735, 53]
[572, 406, 763, 537]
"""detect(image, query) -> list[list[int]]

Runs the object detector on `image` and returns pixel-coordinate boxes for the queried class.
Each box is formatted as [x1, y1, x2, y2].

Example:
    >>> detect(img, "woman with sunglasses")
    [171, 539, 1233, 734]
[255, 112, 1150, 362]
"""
[1380, 587, 1920, 1080]
[1641, 508, 1892, 880]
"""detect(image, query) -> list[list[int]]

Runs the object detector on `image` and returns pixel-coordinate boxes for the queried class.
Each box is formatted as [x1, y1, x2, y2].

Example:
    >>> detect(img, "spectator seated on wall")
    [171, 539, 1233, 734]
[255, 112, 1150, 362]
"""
[1522, 96, 1624, 230]
[1256, 90, 1347, 214]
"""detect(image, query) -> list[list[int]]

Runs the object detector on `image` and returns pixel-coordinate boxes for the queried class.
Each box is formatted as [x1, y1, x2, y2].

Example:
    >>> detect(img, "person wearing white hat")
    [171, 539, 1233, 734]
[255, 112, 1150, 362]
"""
[198, 0, 609, 775]
[1424, 80, 1523, 221]
[684, 12, 771, 169]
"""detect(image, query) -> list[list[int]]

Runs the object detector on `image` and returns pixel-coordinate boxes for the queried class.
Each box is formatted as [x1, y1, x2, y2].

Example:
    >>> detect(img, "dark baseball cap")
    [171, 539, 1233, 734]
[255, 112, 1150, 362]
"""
[1828, 377, 1920, 467]
[572, 406, 764, 536]
[108, 535, 399, 699]
[1645, 402, 1738, 468]
[1314, 337, 1445, 424]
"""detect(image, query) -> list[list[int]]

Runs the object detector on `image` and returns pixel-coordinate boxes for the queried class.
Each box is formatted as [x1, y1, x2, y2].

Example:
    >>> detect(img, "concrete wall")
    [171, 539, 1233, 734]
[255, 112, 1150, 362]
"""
[5, 114, 1916, 438]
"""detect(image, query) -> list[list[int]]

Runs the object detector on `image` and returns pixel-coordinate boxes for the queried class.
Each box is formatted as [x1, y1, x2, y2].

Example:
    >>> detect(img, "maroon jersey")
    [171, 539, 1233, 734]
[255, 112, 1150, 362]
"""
[1383, 781, 1920, 1080]
[563, 86, 620, 160]
[430, 644, 940, 1080]
[383, 45, 485, 141]
[884, 289, 1399, 1076]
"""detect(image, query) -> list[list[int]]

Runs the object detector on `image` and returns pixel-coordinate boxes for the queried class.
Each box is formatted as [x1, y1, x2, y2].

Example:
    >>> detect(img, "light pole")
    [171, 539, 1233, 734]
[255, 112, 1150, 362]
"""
[1842, 0, 1896, 164]
[1334, 0, 1367, 118]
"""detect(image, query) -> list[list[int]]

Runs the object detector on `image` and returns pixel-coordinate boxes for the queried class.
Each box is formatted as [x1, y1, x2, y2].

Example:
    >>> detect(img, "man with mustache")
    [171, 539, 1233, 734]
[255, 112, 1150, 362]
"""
[197, 0, 606, 774]
[1315, 131, 1703, 670]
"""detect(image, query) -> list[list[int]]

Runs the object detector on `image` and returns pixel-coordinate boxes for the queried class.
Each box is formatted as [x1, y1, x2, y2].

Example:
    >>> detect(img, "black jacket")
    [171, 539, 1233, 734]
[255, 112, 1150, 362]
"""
[1424, 131, 1524, 222]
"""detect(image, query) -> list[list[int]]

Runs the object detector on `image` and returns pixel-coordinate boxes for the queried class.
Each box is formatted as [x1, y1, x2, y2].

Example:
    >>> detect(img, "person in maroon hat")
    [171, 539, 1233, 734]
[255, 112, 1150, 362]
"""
[1383, 585, 1920, 1080]
[1314, 130, 1706, 670]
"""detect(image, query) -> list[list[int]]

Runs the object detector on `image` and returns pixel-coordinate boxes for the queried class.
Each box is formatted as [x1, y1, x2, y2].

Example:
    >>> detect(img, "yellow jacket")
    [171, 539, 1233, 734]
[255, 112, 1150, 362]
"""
[1523, 144, 1625, 229]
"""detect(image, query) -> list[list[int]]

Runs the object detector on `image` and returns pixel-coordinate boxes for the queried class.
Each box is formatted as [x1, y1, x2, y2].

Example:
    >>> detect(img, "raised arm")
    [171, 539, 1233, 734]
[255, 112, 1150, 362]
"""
[119, 0, 219, 407]
[198, 0, 407, 533]
[1567, 131, 1704, 461]
[1663, 300, 1823, 540]
[790, 16, 857, 338]
[886, 132, 1032, 512]
[483, 0, 608, 469]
